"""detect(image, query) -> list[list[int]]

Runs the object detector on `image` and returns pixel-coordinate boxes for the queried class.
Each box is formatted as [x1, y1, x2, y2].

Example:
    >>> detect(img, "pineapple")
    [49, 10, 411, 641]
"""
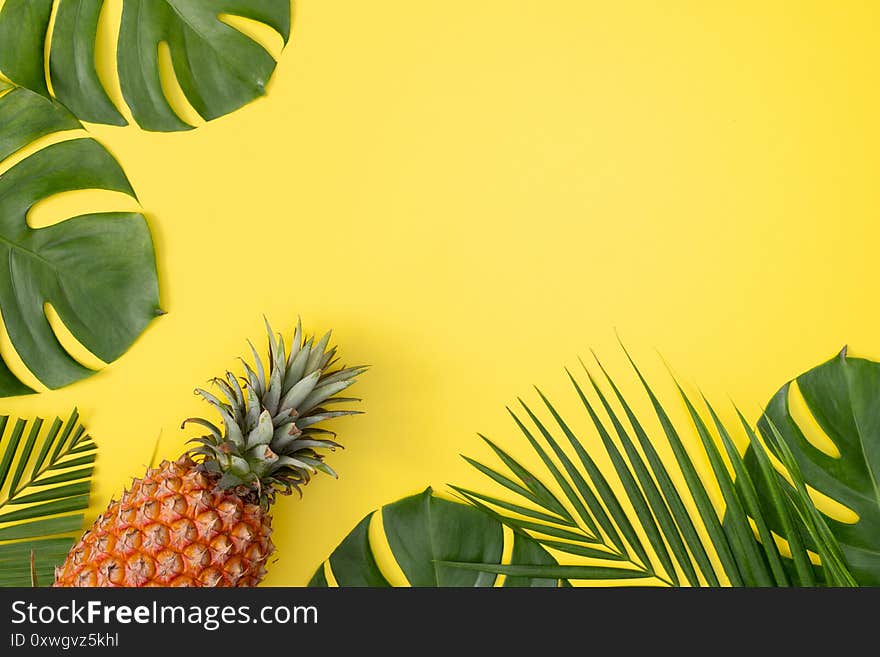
[54, 320, 365, 587]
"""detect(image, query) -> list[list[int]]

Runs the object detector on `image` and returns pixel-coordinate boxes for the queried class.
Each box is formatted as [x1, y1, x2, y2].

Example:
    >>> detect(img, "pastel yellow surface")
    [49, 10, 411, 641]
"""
[2, 1, 879, 585]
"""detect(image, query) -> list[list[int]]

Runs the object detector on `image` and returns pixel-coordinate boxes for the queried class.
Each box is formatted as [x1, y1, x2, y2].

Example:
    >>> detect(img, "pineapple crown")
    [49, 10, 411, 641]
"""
[184, 319, 366, 505]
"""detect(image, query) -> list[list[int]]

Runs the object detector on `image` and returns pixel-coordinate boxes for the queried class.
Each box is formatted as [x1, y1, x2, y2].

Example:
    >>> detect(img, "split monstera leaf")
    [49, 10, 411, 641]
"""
[0, 0, 291, 131]
[309, 488, 563, 587]
[0, 85, 159, 395]
[0, 0, 295, 583]
[0, 1, 294, 395]
[314, 349, 880, 587]
[746, 349, 880, 586]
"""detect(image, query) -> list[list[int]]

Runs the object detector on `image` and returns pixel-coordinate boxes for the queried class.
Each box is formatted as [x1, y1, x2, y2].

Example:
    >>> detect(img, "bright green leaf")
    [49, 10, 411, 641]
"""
[0, 0, 292, 131]
[310, 488, 561, 588]
[0, 88, 160, 396]
[0, 411, 95, 587]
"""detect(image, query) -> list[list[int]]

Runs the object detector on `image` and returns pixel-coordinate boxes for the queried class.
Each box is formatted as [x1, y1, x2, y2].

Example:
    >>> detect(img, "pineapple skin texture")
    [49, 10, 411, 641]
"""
[54, 456, 274, 587]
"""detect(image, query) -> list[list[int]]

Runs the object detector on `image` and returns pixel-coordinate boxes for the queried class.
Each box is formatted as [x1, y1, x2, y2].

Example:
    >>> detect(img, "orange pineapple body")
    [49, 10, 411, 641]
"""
[54, 456, 274, 587]
[54, 321, 364, 587]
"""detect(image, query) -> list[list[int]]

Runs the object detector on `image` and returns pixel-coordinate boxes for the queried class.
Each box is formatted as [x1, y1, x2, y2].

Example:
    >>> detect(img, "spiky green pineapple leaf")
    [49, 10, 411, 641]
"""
[0, 0, 291, 132]
[0, 410, 95, 587]
[189, 320, 365, 503]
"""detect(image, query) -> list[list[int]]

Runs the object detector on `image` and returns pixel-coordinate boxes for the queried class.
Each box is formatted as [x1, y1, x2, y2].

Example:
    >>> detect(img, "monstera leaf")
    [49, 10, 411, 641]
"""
[746, 348, 880, 585]
[0, 410, 95, 586]
[0, 85, 159, 396]
[310, 488, 563, 587]
[0, 0, 291, 131]
[455, 349, 854, 587]
[312, 351, 859, 587]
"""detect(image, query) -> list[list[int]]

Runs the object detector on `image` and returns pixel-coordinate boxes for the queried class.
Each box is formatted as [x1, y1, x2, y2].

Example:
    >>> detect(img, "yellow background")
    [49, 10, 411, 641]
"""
[2, 1, 879, 585]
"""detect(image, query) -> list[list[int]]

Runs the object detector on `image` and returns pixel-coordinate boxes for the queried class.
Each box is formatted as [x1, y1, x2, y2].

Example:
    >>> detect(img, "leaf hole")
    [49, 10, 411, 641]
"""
[217, 13, 286, 61]
[368, 508, 410, 586]
[787, 381, 841, 458]
[157, 41, 205, 128]
[27, 189, 140, 229]
[764, 449, 859, 525]
[43, 0, 62, 98]
[0, 130, 88, 179]
[92, 0, 132, 125]
[807, 487, 859, 524]
[44, 303, 107, 372]
[0, 73, 12, 98]
[0, 307, 46, 394]
[766, 527, 821, 566]
[497, 524, 514, 587]
[322, 560, 339, 587]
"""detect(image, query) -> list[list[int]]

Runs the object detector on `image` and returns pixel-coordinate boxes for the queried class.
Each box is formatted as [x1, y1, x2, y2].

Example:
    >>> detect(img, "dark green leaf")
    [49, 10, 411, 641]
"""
[312, 348, 857, 588]
[0, 0, 52, 96]
[453, 488, 597, 543]
[0, 0, 292, 131]
[34, 410, 77, 474]
[438, 561, 654, 581]
[460, 455, 546, 510]
[736, 409, 815, 586]
[584, 365, 687, 585]
[49, 454, 96, 470]
[311, 488, 561, 587]
[0, 412, 94, 587]
[307, 566, 328, 587]
[52, 425, 85, 465]
[0, 494, 90, 523]
[0, 537, 75, 587]
[595, 357, 720, 586]
[0, 88, 160, 395]
[66, 443, 98, 456]
[746, 349, 877, 584]
[478, 435, 572, 520]
[569, 372, 654, 572]
[34, 467, 95, 487]
[509, 405, 592, 532]
[538, 389, 630, 557]
[9, 417, 47, 494]
[449, 485, 574, 527]
[505, 531, 564, 587]
[704, 400, 789, 586]
[0, 418, 26, 490]
[0, 515, 84, 541]
[761, 419, 856, 586]
[623, 346, 744, 585]
[537, 539, 627, 561]
[317, 514, 390, 587]
[8, 481, 90, 505]
[676, 385, 773, 586]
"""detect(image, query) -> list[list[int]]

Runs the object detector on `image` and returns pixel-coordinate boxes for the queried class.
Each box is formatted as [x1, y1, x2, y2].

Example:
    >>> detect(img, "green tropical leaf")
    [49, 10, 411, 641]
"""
[0, 85, 159, 396]
[743, 348, 875, 582]
[0, 0, 291, 131]
[461, 349, 856, 587]
[0, 410, 95, 587]
[310, 488, 562, 587]
[309, 349, 857, 587]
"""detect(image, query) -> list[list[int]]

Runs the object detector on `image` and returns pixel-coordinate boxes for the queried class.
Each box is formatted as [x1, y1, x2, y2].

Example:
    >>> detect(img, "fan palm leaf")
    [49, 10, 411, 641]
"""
[0, 410, 95, 586]
[457, 347, 856, 587]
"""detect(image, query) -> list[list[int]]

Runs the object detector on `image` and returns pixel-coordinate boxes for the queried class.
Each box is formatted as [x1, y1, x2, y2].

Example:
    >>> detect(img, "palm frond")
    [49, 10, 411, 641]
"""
[0, 410, 95, 586]
[459, 349, 855, 586]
